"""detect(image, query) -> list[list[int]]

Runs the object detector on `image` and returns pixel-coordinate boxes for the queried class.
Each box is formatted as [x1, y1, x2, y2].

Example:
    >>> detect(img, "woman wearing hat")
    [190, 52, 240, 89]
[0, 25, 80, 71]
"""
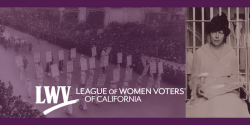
[38, 78, 44, 86]
[147, 74, 154, 89]
[64, 95, 73, 115]
[186, 13, 250, 117]
[122, 82, 129, 96]
[66, 72, 72, 85]
[58, 59, 63, 74]
[54, 76, 59, 86]
[34, 63, 39, 78]
[68, 51, 74, 66]
[68, 51, 72, 61]
[101, 49, 107, 73]
[79, 94, 87, 111]
[79, 54, 84, 69]
[135, 76, 142, 93]
[154, 73, 162, 89]
[19, 65, 24, 81]
[80, 70, 86, 87]
[23, 56, 28, 71]
[85, 69, 94, 89]
[45, 62, 50, 76]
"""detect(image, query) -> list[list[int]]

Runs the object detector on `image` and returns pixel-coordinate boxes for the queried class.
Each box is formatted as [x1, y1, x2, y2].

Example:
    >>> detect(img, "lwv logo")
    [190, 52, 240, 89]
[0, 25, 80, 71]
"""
[36, 86, 79, 115]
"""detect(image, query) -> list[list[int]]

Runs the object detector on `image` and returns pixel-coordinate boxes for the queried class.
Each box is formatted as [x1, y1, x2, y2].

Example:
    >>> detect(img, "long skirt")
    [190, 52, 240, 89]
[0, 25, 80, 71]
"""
[26, 87, 31, 97]
[186, 93, 250, 118]
[65, 104, 73, 115]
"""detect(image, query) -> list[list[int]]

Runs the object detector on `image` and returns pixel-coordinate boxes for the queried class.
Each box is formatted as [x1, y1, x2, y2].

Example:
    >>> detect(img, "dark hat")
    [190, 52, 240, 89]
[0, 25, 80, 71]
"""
[205, 12, 230, 37]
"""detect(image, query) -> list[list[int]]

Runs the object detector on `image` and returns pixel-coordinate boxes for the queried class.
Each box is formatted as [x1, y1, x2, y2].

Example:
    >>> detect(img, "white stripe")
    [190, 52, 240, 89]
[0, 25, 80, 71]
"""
[43, 99, 79, 115]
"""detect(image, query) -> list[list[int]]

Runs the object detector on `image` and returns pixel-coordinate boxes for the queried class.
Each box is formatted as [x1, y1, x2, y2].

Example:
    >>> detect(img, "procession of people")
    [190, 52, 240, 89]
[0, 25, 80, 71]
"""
[0, 8, 185, 117]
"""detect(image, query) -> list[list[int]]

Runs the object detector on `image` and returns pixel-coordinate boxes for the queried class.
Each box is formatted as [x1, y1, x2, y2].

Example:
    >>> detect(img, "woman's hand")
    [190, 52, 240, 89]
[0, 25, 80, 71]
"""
[189, 83, 202, 105]
[196, 83, 204, 97]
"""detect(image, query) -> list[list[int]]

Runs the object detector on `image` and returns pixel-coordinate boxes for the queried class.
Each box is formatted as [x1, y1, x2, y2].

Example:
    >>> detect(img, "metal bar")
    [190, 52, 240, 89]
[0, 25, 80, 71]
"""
[210, 7, 213, 20]
[219, 7, 222, 15]
[236, 7, 240, 80]
[246, 7, 250, 102]
[186, 20, 245, 22]
[193, 7, 196, 53]
[185, 7, 189, 101]
[228, 7, 231, 46]
[202, 7, 205, 45]
[243, 7, 248, 100]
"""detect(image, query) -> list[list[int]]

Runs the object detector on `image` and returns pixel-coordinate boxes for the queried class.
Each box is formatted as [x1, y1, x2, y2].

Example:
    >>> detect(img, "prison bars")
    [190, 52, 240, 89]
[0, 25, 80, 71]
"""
[185, 7, 250, 101]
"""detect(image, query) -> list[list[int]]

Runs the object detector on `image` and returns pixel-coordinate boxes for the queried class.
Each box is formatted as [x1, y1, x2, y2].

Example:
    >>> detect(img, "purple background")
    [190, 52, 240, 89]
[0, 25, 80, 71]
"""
[1, 0, 250, 124]
[2, 118, 250, 124]
[0, 0, 248, 7]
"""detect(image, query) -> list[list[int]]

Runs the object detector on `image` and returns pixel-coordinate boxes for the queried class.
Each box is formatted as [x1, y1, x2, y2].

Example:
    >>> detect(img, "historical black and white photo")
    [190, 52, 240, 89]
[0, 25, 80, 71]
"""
[0, 7, 186, 118]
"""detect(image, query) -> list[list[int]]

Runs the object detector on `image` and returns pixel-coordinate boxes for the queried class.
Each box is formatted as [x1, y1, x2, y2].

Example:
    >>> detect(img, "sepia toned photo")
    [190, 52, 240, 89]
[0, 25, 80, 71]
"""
[186, 7, 250, 117]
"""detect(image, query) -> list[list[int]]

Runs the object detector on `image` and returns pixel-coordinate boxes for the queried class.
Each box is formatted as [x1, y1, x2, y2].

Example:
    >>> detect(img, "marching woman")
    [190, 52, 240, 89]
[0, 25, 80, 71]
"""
[51, 53, 54, 65]
[80, 70, 86, 87]
[26, 79, 32, 98]
[36, 32, 40, 45]
[45, 62, 50, 76]
[85, 69, 94, 89]
[28, 42, 32, 53]
[110, 81, 118, 96]
[15, 37, 20, 50]
[101, 49, 106, 73]
[23, 56, 28, 72]
[90, 68, 94, 76]
[34, 63, 39, 78]
[38, 78, 44, 86]
[68, 51, 72, 61]
[19, 66, 24, 81]
[58, 60, 63, 74]
[79, 93, 87, 111]
[110, 64, 120, 96]
[20, 38, 24, 51]
[122, 82, 129, 96]
[68, 51, 74, 66]
[54, 76, 59, 86]
[46, 53, 54, 77]
[154, 73, 162, 89]
[135, 76, 143, 92]
[14, 42, 18, 54]
[147, 74, 155, 89]
[65, 95, 73, 115]
[66, 72, 72, 85]
[117, 63, 120, 69]
[79, 54, 84, 69]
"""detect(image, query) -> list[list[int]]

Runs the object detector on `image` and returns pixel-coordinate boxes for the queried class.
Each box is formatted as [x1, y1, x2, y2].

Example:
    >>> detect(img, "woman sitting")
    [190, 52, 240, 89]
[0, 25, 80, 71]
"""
[186, 12, 250, 118]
